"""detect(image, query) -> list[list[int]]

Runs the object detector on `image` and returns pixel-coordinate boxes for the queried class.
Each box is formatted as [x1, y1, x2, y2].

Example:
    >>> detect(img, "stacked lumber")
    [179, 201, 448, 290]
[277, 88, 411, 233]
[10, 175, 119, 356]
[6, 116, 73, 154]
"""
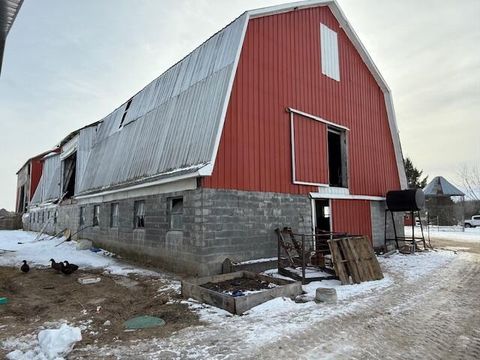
[327, 236, 383, 285]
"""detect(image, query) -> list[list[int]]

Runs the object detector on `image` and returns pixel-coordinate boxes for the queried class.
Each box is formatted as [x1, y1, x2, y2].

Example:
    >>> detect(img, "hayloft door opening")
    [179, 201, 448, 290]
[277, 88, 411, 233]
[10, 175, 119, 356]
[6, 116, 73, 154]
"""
[315, 199, 331, 233]
[62, 152, 77, 199]
[328, 128, 347, 187]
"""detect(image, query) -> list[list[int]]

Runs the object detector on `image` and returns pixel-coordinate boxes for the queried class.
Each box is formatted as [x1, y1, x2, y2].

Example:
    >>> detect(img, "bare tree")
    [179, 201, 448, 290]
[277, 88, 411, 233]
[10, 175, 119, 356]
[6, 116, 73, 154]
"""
[458, 164, 480, 201]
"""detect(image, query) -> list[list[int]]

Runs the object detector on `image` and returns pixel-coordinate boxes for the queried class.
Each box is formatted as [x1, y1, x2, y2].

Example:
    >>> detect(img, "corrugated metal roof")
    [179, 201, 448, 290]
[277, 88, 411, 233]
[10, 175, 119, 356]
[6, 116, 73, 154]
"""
[0, 0, 23, 74]
[29, 0, 407, 202]
[76, 13, 248, 195]
[423, 176, 465, 197]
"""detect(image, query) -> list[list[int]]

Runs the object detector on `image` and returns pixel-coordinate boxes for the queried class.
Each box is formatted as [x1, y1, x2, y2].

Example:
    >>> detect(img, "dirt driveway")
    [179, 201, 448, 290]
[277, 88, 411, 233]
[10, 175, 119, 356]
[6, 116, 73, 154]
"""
[87, 238, 480, 360]
[254, 242, 480, 359]
[2, 237, 479, 359]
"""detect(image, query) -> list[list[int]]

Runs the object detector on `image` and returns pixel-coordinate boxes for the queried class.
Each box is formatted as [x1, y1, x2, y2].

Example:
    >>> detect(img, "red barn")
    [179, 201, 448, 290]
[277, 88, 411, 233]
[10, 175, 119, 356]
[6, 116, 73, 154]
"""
[23, 0, 406, 275]
[16, 149, 57, 214]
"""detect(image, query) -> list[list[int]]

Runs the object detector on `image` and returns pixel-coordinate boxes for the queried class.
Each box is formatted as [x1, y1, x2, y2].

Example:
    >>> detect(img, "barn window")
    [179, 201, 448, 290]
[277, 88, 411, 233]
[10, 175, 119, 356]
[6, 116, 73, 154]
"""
[110, 203, 119, 228]
[320, 23, 340, 81]
[169, 197, 184, 230]
[134, 200, 145, 228]
[62, 152, 77, 199]
[93, 205, 100, 227]
[79, 207, 85, 226]
[328, 127, 348, 188]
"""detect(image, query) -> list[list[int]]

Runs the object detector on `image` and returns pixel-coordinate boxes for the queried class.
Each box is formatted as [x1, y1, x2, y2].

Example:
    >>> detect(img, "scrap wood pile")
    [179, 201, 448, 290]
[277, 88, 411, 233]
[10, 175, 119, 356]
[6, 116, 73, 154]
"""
[327, 236, 383, 285]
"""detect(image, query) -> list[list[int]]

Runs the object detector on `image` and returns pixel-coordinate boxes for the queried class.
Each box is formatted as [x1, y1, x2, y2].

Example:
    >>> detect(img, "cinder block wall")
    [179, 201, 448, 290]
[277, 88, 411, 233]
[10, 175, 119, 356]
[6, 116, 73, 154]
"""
[22, 188, 312, 276]
[370, 201, 405, 249]
[77, 189, 203, 276]
[198, 188, 312, 275]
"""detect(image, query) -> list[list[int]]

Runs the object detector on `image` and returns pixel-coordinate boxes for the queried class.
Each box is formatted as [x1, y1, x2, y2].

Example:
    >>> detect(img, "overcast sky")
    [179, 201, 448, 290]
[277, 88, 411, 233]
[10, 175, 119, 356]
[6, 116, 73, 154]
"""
[0, 0, 479, 209]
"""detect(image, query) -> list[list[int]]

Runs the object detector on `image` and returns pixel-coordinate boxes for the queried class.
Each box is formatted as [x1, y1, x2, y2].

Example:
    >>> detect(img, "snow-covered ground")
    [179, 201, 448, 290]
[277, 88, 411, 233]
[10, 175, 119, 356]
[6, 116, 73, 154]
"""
[405, 226, 480, 243]
[0, 229, 467, 359]
[0, 230, 161, 277]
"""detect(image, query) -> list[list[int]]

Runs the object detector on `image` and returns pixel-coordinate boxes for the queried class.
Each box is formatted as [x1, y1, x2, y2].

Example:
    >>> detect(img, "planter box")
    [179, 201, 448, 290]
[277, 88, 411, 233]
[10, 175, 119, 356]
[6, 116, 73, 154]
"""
[181, 271, 302, 315]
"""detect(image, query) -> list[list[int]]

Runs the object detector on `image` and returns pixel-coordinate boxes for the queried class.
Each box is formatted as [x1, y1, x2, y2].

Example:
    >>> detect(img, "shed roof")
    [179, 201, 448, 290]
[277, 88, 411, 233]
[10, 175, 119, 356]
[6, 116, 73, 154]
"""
[423, 176, 465, 197]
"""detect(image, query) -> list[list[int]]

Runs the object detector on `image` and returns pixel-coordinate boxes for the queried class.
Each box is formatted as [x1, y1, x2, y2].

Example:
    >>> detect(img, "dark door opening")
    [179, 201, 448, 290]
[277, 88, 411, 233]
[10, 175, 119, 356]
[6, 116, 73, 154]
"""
[18, 185, 25, 213]
[315, 199, 331, 233]
[63, 153, 77, 198]
[328, 129, 343, 187]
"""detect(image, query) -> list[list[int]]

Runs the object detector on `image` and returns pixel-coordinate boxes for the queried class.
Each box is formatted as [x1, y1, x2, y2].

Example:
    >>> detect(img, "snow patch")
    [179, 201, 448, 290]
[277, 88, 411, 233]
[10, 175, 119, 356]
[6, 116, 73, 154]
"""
[38, 324, 82, 359]
[5, 325, 81, 360]
[405, 226, 480, 243]
[379, 250, 455, 281]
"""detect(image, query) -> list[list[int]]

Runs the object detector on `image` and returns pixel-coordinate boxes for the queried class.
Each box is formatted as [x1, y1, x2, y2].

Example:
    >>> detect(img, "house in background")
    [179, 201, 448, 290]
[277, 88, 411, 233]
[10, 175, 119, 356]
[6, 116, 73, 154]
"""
[21, 0, 406, 276]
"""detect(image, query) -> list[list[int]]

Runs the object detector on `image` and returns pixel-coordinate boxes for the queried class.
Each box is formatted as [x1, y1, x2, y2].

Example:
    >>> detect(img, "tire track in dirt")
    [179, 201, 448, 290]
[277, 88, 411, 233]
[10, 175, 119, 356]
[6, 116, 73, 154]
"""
[252, 253, 480, 360]
[72, 252, 480, 359]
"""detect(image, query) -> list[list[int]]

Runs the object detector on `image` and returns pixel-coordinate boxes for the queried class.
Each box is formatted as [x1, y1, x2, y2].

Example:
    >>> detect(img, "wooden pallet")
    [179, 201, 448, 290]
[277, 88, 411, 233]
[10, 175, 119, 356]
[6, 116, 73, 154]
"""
[327, 236, 383, 285]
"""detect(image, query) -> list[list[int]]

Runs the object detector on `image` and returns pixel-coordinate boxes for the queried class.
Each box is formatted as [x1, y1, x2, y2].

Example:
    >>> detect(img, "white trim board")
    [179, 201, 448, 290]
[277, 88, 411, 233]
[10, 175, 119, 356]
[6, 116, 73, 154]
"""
[207, 13, 250, 177]
[290, 108, 349, 187]
[290, 110, 330, 187]
[288, 108, 349, 131]
[75, 178, 198, 205]
[310, 192, 385, 201]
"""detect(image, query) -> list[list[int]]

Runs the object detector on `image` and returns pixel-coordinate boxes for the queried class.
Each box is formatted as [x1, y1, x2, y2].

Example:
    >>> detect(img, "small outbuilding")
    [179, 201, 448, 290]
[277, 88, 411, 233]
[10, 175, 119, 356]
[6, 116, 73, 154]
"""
[423, 176, 465, 227]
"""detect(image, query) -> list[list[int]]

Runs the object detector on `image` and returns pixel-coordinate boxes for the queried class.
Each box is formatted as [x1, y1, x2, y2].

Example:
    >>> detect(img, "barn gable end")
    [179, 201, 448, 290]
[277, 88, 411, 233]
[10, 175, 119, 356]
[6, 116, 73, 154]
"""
[205, 2, 405, 197]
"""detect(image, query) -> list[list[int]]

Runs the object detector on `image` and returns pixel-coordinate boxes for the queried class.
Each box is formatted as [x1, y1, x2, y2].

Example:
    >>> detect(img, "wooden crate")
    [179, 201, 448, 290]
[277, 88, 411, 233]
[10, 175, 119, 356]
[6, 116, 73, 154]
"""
[328, 237, 383, 285]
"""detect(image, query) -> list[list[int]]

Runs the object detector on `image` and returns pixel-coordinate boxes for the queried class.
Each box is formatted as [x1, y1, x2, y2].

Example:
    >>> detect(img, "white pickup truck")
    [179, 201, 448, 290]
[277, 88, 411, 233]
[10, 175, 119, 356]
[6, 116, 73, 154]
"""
[465, 215, 480, 228]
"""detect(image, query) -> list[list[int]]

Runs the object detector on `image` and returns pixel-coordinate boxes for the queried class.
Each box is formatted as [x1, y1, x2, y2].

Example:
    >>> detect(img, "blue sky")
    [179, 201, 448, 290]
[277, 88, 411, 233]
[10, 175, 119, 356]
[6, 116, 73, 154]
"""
[1, 0, 479, 209]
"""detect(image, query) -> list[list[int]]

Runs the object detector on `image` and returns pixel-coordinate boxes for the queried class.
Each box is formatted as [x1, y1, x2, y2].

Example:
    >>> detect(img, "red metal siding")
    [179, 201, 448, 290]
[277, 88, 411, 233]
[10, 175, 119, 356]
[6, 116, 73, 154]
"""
[203, 6, 401, 196]
[30, 159, 43, 199]
[293, 115, 328, 185]
[331, 200, 372, 240]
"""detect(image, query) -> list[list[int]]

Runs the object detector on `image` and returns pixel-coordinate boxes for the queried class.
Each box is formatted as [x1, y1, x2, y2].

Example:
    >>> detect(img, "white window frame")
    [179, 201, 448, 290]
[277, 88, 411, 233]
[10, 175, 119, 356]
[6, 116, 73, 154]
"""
[289, 108, 349, 188]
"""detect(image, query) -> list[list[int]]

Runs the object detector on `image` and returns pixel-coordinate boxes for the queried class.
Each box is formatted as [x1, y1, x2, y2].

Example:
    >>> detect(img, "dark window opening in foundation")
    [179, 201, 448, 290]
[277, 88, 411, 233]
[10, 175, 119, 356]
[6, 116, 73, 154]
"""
[62, 152, 77, 198]
[169, 197, 184, 230]
[328, 128, 347, 188]
[79, 207, 85, 226]
[93, 205, 100, 227]
[134, 200, 145, 228]
[110, 203, 119, 228]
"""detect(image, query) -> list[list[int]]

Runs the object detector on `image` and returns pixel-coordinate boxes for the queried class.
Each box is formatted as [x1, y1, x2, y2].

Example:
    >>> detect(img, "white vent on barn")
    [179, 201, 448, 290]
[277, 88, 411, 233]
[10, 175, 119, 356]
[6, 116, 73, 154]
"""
[320, 23, 340, 81]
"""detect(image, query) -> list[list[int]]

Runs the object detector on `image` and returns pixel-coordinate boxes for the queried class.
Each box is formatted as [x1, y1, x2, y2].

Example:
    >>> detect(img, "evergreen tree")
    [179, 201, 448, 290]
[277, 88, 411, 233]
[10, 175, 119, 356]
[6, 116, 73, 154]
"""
[404, 157, 428, 189]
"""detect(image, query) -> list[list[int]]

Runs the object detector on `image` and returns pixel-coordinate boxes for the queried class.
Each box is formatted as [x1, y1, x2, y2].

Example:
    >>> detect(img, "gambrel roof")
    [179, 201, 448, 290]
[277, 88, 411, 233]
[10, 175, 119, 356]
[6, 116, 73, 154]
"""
[32, 0, 407, 202]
